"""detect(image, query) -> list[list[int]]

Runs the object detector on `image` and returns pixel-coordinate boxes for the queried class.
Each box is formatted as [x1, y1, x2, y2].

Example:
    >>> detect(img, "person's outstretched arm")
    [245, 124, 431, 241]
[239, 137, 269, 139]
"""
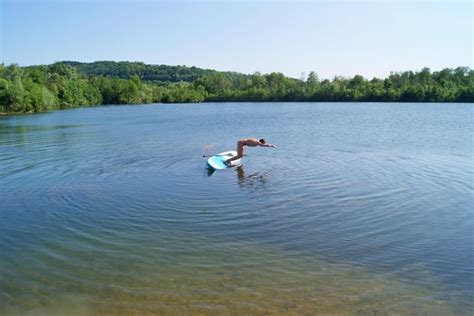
[260, 143, 277, 148]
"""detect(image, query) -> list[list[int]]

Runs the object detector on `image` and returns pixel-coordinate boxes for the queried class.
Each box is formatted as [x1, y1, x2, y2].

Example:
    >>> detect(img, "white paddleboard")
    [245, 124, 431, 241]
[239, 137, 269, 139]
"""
[207, 151, 242, 170]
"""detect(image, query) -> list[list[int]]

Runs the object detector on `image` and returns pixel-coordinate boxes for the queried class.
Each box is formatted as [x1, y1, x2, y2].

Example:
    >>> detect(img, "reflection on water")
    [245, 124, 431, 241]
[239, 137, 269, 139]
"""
[236, 166, 269, 193]
[206, 166, 216, 177]
[1, 103, 473, 315]
[207, 165, 269, 194]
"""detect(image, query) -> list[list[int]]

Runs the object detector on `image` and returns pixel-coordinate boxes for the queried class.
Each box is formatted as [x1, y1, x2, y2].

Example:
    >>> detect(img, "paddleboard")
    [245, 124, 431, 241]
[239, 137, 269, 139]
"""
[207, 151, 241, 170]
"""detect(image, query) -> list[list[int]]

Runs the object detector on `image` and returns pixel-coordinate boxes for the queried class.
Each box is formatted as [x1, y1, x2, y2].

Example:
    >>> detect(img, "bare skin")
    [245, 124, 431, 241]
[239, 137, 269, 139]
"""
[225, 138, 276, 165]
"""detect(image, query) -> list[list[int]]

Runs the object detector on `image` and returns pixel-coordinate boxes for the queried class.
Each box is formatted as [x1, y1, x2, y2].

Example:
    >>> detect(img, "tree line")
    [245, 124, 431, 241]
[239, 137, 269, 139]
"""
[0, 61, 472, 114]
[59, 61, 219, 83]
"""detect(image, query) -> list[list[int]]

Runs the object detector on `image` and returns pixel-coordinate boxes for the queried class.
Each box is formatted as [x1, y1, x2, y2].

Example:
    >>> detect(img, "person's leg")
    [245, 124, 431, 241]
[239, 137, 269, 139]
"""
[226, 142, 244, 164]
[236, 143, 244, 159]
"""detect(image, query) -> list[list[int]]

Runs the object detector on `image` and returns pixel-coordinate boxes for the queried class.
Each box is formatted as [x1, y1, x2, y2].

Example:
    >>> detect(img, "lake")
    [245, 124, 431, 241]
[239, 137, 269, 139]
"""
[1, 102, 473, 315]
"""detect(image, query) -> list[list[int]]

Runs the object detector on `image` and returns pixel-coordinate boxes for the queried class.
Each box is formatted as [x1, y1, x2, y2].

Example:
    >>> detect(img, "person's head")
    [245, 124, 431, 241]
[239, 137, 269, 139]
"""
[259, 138, 266, 144]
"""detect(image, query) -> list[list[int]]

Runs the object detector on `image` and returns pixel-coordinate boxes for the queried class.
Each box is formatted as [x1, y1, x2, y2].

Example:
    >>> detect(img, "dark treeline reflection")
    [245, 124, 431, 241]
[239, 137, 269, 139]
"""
[1, 61, 472, 114]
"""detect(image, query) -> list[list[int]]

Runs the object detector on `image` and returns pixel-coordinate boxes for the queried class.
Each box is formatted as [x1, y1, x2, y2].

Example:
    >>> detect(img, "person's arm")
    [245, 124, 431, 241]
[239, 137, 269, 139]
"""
[260, 143, 277, 148]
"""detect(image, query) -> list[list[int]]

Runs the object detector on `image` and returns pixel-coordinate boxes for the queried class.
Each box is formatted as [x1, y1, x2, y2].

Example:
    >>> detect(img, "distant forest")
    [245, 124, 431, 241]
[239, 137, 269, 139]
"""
[0, 61, 472, 114]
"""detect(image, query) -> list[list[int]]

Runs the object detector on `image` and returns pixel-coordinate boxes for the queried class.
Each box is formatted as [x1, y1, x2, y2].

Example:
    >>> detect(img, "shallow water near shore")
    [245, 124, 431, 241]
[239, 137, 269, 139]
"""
[1, 102, 473, 315]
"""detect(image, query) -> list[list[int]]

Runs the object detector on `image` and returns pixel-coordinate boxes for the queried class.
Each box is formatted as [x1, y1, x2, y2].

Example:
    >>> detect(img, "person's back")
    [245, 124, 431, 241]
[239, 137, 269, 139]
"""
[240, 138, 260, 147]
[225, 137, 276, 165]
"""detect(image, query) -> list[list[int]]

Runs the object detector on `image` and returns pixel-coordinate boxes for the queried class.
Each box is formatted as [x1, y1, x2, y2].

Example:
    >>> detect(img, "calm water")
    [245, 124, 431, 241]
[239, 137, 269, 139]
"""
[0, 102, 473, 315]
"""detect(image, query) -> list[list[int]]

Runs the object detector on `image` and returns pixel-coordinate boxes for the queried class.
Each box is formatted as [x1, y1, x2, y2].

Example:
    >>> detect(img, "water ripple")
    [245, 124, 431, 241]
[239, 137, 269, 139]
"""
[1, 103, 473, 315]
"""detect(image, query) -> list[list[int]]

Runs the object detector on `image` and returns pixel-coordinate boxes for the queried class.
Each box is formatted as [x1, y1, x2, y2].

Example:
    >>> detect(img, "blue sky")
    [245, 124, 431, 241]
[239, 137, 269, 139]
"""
[1, 0, 472, 79]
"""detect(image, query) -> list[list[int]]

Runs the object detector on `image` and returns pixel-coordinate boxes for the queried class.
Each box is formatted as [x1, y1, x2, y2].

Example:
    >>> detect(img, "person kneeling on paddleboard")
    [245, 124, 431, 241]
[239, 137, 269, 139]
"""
[224, 138, 276, 166]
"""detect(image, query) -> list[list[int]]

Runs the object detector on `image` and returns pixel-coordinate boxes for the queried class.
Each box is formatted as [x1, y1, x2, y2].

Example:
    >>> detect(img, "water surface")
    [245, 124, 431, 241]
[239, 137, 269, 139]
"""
[1, 103, 473, 315]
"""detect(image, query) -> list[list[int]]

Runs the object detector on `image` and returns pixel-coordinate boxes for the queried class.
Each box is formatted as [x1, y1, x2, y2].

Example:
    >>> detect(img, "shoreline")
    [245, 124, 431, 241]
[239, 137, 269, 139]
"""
[1, 100, 473, 116]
